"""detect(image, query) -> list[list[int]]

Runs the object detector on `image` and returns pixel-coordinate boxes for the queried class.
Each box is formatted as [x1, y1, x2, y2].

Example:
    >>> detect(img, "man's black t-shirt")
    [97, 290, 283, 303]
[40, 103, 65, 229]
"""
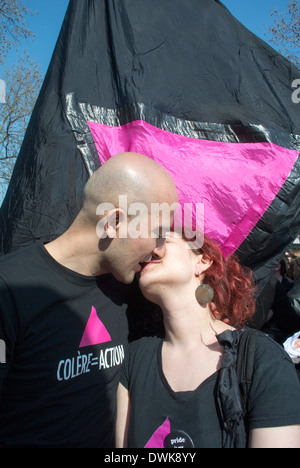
[0, 242, 132, 447]
[120, 334, 300, 448]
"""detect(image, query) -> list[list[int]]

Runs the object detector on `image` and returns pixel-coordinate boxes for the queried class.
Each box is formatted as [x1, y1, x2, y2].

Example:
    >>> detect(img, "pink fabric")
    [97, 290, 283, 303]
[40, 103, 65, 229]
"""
[88, 119, 298, 255]
[144, 418, 171, 448]
[79, 306, 111, 348]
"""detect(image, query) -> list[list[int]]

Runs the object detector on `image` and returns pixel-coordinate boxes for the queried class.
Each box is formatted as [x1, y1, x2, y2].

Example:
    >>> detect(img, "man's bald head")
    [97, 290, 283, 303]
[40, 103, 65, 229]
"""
[80, 152, 178, 224]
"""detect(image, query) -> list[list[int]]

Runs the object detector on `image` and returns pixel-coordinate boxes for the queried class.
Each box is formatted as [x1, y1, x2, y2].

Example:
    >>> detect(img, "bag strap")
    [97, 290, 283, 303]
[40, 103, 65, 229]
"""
[236, 328, 260, 418]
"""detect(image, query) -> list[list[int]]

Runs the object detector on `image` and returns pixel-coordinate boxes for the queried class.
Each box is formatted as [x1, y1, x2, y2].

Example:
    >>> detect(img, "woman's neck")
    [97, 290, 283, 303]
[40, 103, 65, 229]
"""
[158, 288, 231, 351]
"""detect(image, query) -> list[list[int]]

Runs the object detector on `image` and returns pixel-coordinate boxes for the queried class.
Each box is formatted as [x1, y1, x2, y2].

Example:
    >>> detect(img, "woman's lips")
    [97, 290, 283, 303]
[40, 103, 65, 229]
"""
[139, 260, 161, 271]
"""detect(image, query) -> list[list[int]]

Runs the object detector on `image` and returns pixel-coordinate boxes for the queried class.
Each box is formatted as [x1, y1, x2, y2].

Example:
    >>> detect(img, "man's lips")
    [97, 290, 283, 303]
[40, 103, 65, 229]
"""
[138, 259, 161, 271]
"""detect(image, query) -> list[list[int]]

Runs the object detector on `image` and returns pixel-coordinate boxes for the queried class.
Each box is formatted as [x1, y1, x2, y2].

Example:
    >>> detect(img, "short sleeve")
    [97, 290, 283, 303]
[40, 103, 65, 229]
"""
[119, 343, 130, 390]
[0, 274, 19, 380]
[248, 334, 300, 429]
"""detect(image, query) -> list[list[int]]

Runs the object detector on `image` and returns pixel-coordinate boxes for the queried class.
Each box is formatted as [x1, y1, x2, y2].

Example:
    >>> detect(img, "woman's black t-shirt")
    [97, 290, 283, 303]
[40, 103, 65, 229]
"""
[120, 334, 300, 448]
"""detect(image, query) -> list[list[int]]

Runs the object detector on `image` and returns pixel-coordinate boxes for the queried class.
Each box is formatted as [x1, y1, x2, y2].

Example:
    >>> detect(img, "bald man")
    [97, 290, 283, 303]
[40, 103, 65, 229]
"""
[0, 153, 178, 448]
[46, 152, 178, 283]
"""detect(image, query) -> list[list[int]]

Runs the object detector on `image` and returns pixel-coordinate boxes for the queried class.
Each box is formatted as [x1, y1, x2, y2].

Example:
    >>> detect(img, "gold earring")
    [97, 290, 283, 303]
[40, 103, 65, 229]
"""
[195, 284, 214, 306]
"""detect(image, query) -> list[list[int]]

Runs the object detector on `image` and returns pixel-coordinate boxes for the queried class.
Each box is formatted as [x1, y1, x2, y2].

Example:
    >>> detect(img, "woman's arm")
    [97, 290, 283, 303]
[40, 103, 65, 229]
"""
[115, 382, 130, 448]
[249, 425, 300, 448]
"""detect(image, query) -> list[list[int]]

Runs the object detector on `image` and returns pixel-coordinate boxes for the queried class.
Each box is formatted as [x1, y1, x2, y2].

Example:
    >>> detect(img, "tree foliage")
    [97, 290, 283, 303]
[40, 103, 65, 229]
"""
[0, 1, 42, 200]
[268, 0, 300, 68]
[0, 0, 36, 65]
[0, 55, 43, 186]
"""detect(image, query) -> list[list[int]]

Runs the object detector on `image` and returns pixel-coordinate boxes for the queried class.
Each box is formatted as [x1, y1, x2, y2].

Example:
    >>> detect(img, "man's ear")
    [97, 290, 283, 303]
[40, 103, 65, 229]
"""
[104, 208, 126, 239]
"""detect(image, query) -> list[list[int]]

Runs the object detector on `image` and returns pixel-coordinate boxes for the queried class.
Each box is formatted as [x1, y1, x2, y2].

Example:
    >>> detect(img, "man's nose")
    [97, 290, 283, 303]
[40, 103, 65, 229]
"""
[153, 238, 166, 258]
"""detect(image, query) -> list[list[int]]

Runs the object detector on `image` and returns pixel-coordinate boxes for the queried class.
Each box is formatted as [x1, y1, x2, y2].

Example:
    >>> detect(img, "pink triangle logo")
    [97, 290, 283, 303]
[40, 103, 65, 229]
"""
[144, 418, 171, 448]
[79, 306, 112, 348]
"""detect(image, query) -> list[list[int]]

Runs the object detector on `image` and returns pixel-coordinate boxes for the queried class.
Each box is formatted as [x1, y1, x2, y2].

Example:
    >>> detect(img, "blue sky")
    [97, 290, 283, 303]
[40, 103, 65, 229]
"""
[2, 0, 290, 75]
[222, 0, 289, 45]
[5, 0, 70, 73]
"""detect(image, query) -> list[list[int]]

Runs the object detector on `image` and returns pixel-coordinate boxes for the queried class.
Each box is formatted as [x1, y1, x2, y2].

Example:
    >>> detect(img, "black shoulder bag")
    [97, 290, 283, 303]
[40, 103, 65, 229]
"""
[217, 328, 260, 448]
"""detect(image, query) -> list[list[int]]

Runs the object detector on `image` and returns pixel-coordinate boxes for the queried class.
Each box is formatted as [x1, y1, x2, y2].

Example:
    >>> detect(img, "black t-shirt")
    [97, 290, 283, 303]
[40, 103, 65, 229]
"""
[0, 242, 133, 447]
[120, 334, 300, 448]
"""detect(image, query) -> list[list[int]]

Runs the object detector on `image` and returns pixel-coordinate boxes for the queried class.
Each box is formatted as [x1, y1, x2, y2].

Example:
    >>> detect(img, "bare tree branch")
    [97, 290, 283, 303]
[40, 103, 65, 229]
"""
[0, 0, 37, 65]
[0, 54, 43, 185]
[268, 0, 300, 68]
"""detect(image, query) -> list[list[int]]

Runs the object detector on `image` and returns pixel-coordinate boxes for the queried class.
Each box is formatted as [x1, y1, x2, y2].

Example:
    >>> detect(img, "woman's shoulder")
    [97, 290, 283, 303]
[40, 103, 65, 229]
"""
[251, 330, 293, 363]
[241, 328, 300, 398]
[244, 330, 300, 428]
[128, 335, 162, 355]
[124, 335, 162, 379]
[240, 328, 294, 370]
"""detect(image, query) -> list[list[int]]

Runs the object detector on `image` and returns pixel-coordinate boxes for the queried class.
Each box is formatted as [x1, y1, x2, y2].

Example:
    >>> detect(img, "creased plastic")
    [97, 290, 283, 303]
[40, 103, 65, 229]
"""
[0, 0, 299, 298]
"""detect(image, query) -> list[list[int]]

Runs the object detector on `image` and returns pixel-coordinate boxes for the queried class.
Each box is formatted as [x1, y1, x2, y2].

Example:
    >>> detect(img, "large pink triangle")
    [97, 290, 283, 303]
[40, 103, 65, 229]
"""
[88, 120, 299, 257]
[79, 306, 112, 348]
[144, 418, 171, 448]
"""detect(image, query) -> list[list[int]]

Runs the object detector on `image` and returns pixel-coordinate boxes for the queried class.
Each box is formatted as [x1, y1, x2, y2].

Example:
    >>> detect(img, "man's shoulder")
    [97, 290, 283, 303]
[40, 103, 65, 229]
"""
[0, 242, 42, 263]
[0, 243, 45, 280]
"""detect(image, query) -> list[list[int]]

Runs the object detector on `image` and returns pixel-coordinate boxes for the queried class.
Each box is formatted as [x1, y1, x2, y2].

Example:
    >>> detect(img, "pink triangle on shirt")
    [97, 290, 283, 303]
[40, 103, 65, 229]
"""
[79, 306, 112, 348]
[144, 418, 171, 448]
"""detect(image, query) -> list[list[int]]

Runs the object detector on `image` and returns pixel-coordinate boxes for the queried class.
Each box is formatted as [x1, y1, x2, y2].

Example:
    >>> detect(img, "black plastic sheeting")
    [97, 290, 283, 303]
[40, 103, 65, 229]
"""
[0, 0, 299, 294]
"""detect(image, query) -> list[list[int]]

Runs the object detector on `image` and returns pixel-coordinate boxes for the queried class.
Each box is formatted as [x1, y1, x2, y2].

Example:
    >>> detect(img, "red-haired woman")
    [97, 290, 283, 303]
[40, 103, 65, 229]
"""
[116, 233, 300, 448]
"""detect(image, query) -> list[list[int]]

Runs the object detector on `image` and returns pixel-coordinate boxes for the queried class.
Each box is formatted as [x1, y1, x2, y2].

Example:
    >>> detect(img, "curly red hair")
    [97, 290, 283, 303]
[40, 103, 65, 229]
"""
[196, 235, 256, 328]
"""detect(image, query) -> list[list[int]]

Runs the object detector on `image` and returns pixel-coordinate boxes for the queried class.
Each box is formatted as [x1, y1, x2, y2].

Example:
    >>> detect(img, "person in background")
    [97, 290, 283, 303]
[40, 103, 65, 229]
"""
[284, 331, 300, 380]
[274, 259, 294, 293]
[261, 259, 300, 344]
[286, 253, 300, 282]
